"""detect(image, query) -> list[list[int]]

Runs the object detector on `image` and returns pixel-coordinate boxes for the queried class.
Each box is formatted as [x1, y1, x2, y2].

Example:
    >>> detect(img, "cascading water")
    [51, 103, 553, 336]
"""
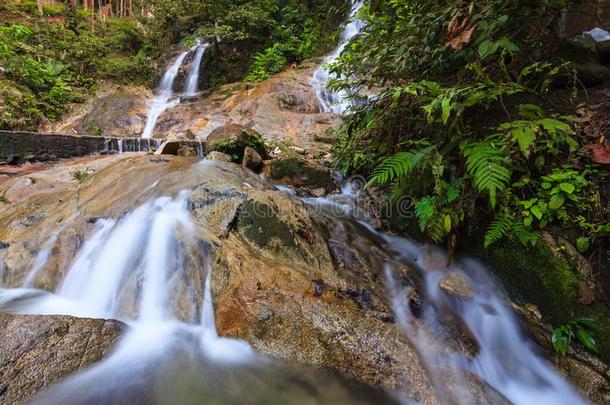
[141, 51, 189, 139]
[0, 177, 395, 404]
[297, 184, 587, 405]
[312, 0, 364, 114]
[183, 43, 210, 96]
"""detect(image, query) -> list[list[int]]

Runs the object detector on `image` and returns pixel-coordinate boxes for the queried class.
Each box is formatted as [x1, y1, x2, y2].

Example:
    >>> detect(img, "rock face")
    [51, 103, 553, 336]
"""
[0, 314, 124, 404]
[46, 64, 340, 149]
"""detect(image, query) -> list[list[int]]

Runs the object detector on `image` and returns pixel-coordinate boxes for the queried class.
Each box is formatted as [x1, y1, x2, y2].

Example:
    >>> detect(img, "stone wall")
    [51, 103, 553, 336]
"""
[0, 131, 203, 163]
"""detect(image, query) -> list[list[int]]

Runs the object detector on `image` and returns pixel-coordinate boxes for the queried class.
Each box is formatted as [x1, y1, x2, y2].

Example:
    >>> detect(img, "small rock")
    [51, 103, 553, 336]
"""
[242, 147, 263, 172]
[205, 151, 232, 162]
[439, 272, 474, 300]
[312, 279, 326, 297]
[0, 242, 9, 249]
[177, 145, 197, 157]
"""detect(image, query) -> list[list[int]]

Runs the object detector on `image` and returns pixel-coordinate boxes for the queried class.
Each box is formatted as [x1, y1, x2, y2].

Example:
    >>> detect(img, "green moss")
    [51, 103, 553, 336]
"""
[488, 238, 610, 364]
[268, 156, 334, 190]
[206, 132, 266, 163]
[237, 200, 297, 251]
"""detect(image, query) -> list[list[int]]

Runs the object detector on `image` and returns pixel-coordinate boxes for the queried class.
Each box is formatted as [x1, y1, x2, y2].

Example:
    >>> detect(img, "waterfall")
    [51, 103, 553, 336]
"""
[312, 0, 364, 114]
[296, 186, 586, 405]
[142, 51, 189, 139]
[183, 43, 210, 96]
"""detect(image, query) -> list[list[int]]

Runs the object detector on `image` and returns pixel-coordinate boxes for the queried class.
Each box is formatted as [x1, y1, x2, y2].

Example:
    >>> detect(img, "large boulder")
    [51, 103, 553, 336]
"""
[205, 124, 266, 162]
[264, 152, 337, 192]
[0, 314, 124, 404]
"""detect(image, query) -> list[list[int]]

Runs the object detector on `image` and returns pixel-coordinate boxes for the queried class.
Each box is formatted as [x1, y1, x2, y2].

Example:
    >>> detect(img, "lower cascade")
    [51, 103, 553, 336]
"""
[0, 158, 590, 404]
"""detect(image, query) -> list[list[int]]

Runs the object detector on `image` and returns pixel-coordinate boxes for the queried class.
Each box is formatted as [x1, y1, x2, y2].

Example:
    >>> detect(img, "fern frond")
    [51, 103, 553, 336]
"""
[484, 216, 540, 248]
[464, 141, 511, 208]
[511, 221, 540, 246]
[367, 145, 434, 187]
[484, 216, 513, 247]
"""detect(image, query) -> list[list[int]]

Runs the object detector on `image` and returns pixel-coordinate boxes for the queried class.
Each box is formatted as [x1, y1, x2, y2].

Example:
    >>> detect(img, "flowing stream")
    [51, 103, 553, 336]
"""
[141, 51, 189, 139]
[0, 164, 587, 404]
[183, 43, 210, 96]
[312, 0, 364, 114]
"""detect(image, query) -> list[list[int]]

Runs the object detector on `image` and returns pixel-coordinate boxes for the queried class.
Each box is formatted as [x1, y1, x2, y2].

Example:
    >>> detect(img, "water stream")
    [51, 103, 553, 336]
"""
[141, 51, 189, 139]
[312, 0, 364, 114]
[183, 43, 210, 96]
[296, 182, 586, 405]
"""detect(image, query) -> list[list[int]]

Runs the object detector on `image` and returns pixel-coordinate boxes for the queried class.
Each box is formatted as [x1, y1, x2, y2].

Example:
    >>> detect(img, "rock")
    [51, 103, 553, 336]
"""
[513, 303, 610, 404]
[439, 272, 475, 300]
[242, 146, 263, 172]
[177, 145, 197, 157]
[265, 153, 336, 192]
[205, 151, 232, 162]
[189, 182, 247, 239]
[205, 124, 266, 162]
[0, 314, 124, 404]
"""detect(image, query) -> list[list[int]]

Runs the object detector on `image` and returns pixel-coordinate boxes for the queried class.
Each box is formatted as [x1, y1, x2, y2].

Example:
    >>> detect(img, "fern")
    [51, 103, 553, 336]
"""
[367, 145, 435, 187]
[414, 196, 436, 232]
[464, 140, 511, 208]
[485, 215, 540, 247]
[484, 216, 513, 247]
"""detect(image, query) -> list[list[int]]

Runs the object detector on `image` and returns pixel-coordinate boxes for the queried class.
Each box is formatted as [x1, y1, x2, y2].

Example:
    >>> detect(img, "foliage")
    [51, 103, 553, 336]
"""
[552, 318, 600, 355]
[331, 0, 606, 257]
[245, 43, 287, 82]
[0, 4, 161, 130]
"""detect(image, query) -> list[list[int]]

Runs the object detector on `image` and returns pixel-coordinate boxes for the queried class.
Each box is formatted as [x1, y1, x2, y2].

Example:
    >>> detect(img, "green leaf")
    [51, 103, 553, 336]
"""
[549, 194, 565, 210]
[575, 318, 600, 331]
[443, 215, 452, 233]
[576, 237, 590, 253]
[559, 183, 575, 194]
[552, 328, 569, 355]
[575, 329, 598, 352]
[478, 40, 495, 59]
[531, 206, 543, 220]
[523, 216, 533, 227]
[541, 182, 552, 190]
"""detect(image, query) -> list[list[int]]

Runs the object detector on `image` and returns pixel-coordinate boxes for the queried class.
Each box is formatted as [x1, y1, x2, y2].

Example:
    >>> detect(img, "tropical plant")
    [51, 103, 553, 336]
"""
[552, 318, 600, 356]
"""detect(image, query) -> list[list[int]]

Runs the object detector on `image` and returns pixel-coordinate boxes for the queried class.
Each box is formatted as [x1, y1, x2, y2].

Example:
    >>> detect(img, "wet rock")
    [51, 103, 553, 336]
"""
[0, 314, 124, 404]
[206, 123, 266, 162]
[177, 145, 197, 157]
[514, 303, 610, 403]
[205, 151, 232, 162]
[439, 272, 475, 300]
[242, 146, 263, 173]
[189, 183, 247, 239]
[265, 153, 336, 192]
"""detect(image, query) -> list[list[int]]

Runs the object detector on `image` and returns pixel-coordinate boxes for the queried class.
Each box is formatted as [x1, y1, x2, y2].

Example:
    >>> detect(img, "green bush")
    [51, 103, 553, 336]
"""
[245, 43, 287, 82]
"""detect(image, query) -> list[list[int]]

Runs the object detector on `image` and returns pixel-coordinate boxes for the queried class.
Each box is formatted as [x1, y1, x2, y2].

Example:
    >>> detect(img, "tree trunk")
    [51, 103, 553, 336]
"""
[36, 0, 44, 15]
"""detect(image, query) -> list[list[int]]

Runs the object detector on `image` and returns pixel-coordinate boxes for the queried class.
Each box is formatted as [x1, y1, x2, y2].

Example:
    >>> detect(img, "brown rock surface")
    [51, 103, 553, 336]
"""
[0, 314, 124, 404]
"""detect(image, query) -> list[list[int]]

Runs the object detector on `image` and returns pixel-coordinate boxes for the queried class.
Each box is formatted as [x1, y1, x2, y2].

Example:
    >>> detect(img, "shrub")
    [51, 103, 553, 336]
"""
[245, 43, 287, 82]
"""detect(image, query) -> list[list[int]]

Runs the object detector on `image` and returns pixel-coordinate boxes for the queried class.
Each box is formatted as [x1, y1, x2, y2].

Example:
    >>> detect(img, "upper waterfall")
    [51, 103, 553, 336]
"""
[184, 43, 210, 96]
[312, 0, 364, 114]
[141, 51, 189, 139]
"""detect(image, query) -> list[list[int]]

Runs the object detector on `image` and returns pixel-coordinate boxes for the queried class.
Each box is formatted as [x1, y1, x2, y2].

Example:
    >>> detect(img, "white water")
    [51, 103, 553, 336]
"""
[297, 186, 586, 405]
[312, 0, 364, 114]
[183, 43, 210, 96]
[142, 51, 189, 139]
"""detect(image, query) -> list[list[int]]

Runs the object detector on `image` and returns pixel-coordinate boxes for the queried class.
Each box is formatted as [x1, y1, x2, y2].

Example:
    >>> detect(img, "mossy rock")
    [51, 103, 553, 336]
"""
[237, 200, 298, 251]
[205, 124, 266, 162]
[266, 154, 336, 191]
[487, 238, 610, 364]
